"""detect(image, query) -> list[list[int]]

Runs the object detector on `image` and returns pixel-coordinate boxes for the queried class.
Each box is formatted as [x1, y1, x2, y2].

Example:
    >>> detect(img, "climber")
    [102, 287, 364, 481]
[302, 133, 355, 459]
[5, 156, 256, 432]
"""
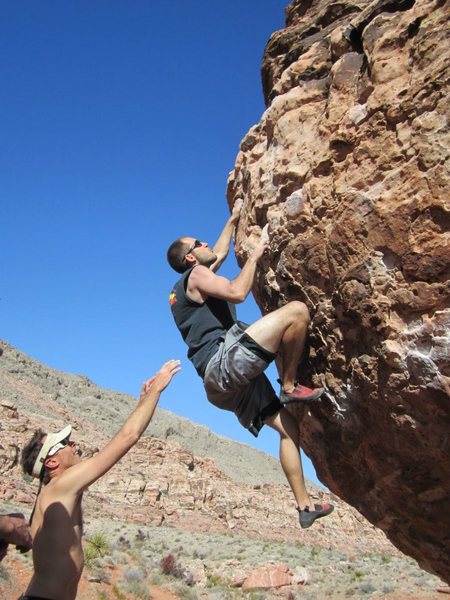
[166, 200, 334, 529]
[19, 359, 180, 600]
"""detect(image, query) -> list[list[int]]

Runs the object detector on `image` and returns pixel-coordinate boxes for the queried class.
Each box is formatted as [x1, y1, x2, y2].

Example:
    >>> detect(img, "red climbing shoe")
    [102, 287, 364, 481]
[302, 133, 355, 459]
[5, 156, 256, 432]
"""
[280, 384, 324, 404]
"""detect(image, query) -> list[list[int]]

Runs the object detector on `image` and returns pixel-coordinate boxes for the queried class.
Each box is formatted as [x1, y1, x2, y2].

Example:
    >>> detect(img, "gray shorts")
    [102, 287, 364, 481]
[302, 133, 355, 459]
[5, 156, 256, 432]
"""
[203, 322, 283, 437]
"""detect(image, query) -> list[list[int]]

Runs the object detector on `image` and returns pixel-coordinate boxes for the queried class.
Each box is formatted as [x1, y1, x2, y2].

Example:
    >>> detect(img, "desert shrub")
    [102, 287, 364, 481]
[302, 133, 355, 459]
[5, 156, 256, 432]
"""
[119, 579, 152, 599]
[207, 573, 227, 588]
[148, 570, 164, 586]
[352, 569, 365, 581]
[90, 568, 111, 585]
[112, 585, 128, 599]
[110, 550, 130, 565]
[0, 563, 10, 582]
[135, 529, 148, 542]
[171, 582, 198, 599]
[117, 535, 131, 549]
[358, 581, 376, 594]
[84, 532, 110, 569]
[247, 592, 267, 600]
[198, 589, 231, 600]
[84, 544, 99, 570]
[160, 553, 183, 578]
[124, 566, 146, 582]
[86, 532, 110, 556]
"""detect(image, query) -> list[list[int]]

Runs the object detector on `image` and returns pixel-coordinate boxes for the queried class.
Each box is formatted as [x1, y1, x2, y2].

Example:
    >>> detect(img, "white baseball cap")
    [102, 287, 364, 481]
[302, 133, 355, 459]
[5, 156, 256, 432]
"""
[31, 424, 72, 479]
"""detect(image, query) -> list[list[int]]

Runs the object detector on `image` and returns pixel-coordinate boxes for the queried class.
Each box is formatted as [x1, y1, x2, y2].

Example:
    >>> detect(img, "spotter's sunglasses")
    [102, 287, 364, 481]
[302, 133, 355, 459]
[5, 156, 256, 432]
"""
[47, 437, 72, 457]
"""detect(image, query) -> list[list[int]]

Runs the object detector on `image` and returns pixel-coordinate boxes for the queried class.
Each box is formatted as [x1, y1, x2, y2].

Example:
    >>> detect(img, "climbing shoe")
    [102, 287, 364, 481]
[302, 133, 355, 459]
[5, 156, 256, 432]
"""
[297, 503, 334, 529]
[280, 384, 324, 404]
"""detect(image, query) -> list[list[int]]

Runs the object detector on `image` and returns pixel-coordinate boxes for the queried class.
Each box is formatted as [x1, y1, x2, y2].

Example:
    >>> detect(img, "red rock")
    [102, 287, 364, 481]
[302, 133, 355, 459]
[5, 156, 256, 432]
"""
[242, 563, 292, 590]
[227, 0, 450, 585]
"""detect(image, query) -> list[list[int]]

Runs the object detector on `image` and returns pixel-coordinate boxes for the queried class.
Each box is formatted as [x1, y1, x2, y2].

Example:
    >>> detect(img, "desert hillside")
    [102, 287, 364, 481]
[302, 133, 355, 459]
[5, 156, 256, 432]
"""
[0, 340, 446, 598]
[1, 339, 388, 550]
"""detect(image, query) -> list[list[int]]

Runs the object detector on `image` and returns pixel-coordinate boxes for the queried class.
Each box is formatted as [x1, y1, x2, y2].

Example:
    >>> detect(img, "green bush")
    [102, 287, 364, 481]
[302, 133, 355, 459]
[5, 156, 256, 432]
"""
[84, 532, 110, 569]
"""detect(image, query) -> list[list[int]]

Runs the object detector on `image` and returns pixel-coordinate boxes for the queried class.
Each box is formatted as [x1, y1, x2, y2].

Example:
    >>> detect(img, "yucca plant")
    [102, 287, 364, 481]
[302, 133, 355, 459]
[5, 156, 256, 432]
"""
[84, 532, 110, 569]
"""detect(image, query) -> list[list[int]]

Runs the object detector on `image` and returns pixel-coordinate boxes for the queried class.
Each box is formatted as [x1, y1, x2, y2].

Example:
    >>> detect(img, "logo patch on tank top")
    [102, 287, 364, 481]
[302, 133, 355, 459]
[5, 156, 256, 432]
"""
[169, 290, 177, 306]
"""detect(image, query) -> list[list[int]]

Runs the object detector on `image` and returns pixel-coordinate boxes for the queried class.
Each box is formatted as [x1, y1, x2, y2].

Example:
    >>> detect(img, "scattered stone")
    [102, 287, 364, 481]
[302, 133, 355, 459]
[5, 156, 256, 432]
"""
[242, 563, 292, 590]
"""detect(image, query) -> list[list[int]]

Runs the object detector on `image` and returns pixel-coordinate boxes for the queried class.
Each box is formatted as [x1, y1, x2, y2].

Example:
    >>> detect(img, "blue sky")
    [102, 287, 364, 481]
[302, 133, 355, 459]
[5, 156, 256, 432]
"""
[1, 1, 322, 485]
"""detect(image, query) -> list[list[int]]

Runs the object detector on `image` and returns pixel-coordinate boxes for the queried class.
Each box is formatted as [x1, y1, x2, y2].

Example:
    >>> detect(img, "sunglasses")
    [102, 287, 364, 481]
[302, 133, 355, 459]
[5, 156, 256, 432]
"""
[47, 437, 72, 457]
[184, 239, 202, 260]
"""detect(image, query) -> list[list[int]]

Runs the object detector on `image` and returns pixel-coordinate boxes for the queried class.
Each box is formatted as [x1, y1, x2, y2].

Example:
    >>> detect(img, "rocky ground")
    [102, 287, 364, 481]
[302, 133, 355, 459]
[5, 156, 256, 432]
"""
[0, 510, 444, 600]
[1, 514, 446, 599]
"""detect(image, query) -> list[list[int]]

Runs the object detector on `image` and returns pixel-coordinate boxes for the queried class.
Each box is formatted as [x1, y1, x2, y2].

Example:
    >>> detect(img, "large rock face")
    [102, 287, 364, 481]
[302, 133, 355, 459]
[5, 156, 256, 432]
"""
[227, 0, 449, 583]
